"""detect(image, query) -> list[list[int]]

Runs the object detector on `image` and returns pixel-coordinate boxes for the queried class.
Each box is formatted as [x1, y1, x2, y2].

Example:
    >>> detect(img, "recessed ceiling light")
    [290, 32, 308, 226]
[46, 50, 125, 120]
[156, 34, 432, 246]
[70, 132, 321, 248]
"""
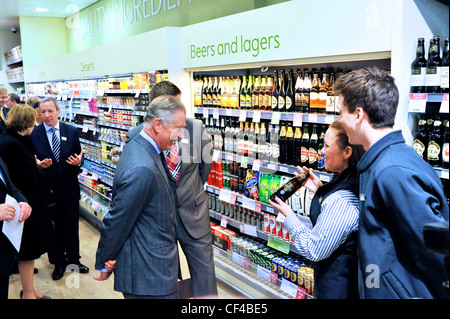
[35, 7, 49, 12]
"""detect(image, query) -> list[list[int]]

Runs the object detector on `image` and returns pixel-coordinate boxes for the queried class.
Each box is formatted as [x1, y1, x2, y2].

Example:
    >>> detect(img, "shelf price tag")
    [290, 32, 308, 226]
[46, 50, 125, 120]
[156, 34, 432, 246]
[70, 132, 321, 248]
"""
[267, 235, 290, 254]
[97, 89, 105, 96]
[408, 93, 428, 113]
[253, 111, 261, 123]
[293, 113, 303, 127]
[257, 266, 272, 283]
[239, 110, 247, 122]
[213, 108, 220, 119]
[220, 216, 228, 228]
[203, 108, 209, 118]
[271, 112, 281, 125]
[240, 156, 248, 168]
[252, 159, 261, 172]
[440, 94, 449, 113]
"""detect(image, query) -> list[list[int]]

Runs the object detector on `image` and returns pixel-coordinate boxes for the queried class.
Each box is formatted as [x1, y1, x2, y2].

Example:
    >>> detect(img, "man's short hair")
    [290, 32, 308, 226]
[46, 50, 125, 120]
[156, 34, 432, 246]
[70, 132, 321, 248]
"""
[149, 81, 181, 102]
[40, 96, 60, 111]
[334, 67, 399, 128]
[8, 93, 20, 104]
[144, 95, 186, 129]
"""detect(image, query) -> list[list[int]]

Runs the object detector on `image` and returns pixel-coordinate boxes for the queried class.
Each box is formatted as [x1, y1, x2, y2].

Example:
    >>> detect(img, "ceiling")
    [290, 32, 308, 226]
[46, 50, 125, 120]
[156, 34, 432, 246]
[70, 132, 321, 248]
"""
[0, 0, 99, 31]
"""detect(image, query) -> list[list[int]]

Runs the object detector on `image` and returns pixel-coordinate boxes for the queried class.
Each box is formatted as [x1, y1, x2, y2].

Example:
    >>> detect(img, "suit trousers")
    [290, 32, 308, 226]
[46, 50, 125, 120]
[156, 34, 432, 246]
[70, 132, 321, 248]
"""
[47, 201, 80, 265]
[0, 274, 9, 299]
[175, 210, 218, 298]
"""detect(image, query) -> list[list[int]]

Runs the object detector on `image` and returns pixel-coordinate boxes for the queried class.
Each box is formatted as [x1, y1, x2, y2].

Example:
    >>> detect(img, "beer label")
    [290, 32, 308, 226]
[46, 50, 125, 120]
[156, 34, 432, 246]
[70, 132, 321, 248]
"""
[427, 141, 440, 160]
[441, 66, 449, 89]
[309, 148, 318, 164]
[443, 143, 449, 163]
[413, 139, 425, 158]
[278, 96, 285, 109]
[271, 96, 278, 109]
[266, 143, 272, 156]
[286, 129, 294, 138]
[426, 66, 442, 86]
[411, 67, 426, 86]
[286, 96, 293, 110]
[318, 150, 325, 169]
[301, 146, 308, 163]
[310, 92, 319, 100]
[295, 93, 301, 104]
[318, 92, 327, 101]
[272, 144, 280, 158]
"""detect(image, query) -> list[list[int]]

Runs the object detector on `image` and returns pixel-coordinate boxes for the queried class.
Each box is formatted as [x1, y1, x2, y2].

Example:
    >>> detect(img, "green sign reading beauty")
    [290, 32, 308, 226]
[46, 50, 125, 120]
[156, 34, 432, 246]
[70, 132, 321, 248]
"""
[65, 0, 289, 53]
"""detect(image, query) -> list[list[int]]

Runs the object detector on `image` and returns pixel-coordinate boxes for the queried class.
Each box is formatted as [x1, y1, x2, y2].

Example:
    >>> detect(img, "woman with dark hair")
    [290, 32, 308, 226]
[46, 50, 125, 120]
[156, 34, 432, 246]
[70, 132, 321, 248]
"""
[270, 120, 365, 299]
[0, 104, 52, 299]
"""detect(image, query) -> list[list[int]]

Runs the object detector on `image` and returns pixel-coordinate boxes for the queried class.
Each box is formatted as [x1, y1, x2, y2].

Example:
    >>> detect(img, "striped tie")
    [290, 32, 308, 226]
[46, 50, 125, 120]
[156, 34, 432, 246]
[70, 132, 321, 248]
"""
[49, 127, 60, 162]
[164, 142, 181, 181]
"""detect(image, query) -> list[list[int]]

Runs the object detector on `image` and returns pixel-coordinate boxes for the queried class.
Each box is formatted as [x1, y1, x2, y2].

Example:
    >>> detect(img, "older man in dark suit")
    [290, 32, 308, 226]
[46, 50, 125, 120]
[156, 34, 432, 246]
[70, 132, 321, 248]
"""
[29, 97, 87, 281]
[94, 95, 187, 299]
[0, 158, 32, 299]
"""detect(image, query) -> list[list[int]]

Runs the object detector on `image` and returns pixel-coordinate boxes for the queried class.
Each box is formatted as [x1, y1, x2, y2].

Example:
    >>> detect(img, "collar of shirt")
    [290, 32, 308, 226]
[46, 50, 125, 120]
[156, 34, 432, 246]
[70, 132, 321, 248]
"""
[139, 129, 161, 154]
[43, 121, 60, 133]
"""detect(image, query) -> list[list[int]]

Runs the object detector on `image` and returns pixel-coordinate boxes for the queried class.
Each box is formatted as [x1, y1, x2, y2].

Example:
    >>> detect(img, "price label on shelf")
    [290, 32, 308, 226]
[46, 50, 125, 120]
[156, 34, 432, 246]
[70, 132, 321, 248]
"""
[408, 93, 428, 113]
[271, 112, 281, 125]
[220, 216, 228, 228]
[203, 108, 209, 118]
[97, 89, 105, 96]
[239, 110, 247, 122]
[257, 265, 272, 283]
[293, 113, 303, 127]
[440, 94, 449, 113]
[252, 159, 261, 172]
[212, 150, 220, 162]
[253, 111, 261, 123]
[270, 271, 278, 286]
[213, 108, 220, 119]
[218, 189, 232, 203]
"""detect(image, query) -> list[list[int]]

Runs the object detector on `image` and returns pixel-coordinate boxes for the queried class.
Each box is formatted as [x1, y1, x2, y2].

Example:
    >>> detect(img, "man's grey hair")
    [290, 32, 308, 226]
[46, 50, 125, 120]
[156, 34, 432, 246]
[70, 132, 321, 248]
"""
[40, 96, 60, 110]
[144, 95, 186, 129]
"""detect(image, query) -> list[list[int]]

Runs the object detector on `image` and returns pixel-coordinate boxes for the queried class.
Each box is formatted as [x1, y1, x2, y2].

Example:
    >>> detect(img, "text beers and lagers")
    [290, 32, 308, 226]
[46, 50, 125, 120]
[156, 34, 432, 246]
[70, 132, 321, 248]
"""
[191, 35, 280, 59]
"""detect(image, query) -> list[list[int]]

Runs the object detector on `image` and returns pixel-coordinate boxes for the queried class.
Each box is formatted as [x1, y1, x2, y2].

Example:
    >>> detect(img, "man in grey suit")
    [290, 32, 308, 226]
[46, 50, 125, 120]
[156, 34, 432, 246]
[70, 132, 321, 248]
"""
[126, 81, 217, 298]
[94, 95, 187, 299]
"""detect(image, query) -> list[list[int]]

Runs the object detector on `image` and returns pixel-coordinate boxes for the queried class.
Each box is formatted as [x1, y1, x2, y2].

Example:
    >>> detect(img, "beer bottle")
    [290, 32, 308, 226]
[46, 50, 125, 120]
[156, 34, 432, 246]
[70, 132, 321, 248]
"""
[221, 77, 229, 108]
[202, 77, 208, 107]
[217, 77, 222, 107]
[232, 118, 239, 155]
[318, 72, 329, 114]
[265, 76, 274, 111]
[237, 121, 244, 156]
[310, 71, 320, 113]
[413, 115, 428, 160]
[243, 122, 250, 157]
[442, 119, 449, 168]
[428, 116, 443, 167]
[270, 169, 310, 202]
[286, 122, 294, 166]
[327, 72, 336, 115]
[248, 122, 255, 159]
[301, 124, 310, 168]
[240, 76, 248, 109]
[207, 77, 213, 107]
[224, 118, 231, 153]
[317, 125, 326, 171]
[426, 37, 442, 93]
[259, 122, 267, 161]
[252, 76, 260, 109]
[293, 125, 302, 167]
[266, 124, 273, 161]
[259, 76, 267, 110]
[286, 69, 295, 112]
[238, 165, 246, 194]
[279, 122, 287, 164]
[410, 38, 427, 93]
[272, 124, 280, 162]
[246, 75, 253, 109]
[212, 77, 218, 107]
[309, 124, 319, 170]
[302, 69, 311, 113]
[295, 70, 304, 113]
[272, 70, 280, 112]
[278, 70, 286, 112]
[441, 37, 449, 93]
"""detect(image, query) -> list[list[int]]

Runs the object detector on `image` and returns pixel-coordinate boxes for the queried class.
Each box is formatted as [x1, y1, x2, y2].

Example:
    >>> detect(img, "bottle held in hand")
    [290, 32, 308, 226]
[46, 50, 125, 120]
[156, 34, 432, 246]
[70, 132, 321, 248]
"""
[270, 169, 310, 202]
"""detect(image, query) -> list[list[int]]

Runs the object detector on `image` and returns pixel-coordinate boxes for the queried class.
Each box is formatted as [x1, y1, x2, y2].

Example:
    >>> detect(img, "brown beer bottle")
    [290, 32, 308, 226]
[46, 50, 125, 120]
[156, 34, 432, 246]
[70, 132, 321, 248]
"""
[270, 169, 310, 202]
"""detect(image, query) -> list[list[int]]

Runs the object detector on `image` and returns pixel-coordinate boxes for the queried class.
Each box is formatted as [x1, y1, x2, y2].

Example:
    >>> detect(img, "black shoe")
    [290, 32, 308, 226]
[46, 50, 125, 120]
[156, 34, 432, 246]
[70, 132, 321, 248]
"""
[67, 262, 89, 274]
[52, 264, 66, 281]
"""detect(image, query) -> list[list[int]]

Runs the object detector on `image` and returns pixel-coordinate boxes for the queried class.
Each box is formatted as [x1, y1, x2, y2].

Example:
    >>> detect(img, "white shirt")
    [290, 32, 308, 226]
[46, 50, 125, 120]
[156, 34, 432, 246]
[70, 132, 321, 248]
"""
[43, 122, 60, 152]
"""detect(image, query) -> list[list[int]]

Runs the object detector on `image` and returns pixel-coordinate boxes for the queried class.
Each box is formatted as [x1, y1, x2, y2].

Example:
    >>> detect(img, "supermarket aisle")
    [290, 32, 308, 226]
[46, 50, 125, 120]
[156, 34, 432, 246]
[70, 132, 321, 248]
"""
[7, 217, 234, 299]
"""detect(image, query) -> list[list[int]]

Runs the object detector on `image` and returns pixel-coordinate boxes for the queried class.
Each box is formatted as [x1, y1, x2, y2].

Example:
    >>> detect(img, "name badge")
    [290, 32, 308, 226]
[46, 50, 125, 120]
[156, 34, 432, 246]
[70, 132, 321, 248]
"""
[360, 194, 366, 201]
[61, 136, 67, 141]
[181, 138, 188, 144]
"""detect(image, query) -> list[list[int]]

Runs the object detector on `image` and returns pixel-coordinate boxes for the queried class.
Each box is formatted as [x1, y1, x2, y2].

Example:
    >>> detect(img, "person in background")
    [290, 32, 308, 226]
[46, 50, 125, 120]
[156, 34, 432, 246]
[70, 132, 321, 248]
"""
[0, 157, 32, 299]
[0, 87, 10, 135]
[270, 120, 365, 298]
[30, 101, 43, 125]
[0, 105, 52, 299]
[94, 95, 186, 299]
[3, 93, 20, 119]
[335, 67, 449, 299]
[125, 81, 217, 298]
[29, 97, 87, 281]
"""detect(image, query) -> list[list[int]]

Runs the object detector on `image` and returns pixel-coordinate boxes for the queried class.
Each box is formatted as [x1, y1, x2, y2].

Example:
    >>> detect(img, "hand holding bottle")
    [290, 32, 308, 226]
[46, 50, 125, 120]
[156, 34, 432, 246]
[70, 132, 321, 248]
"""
[294, 166, 322, 195]
[269, 196, 294, 217]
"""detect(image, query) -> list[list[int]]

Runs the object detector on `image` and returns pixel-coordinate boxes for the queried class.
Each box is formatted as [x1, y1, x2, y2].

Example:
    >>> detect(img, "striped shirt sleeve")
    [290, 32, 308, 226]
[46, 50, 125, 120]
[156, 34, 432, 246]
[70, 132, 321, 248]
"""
[283, 189, 360, 262]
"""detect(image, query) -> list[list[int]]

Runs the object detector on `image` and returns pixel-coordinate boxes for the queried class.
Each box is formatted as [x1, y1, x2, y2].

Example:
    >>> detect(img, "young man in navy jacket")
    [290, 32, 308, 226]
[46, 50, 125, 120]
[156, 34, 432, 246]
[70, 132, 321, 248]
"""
[335, 67, 448, 299]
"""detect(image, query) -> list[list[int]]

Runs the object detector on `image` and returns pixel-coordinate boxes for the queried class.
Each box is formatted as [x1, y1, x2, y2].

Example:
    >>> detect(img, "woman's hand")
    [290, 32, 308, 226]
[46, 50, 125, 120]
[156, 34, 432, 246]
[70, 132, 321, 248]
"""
[294, 166, 322, 194]
[269, 196, 294, 217]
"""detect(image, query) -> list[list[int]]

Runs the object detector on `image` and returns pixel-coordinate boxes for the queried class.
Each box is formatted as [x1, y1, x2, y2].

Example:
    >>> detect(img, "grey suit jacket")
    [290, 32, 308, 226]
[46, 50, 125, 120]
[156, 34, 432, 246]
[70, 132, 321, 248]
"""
[95, 133, 179, 296]
[176, 118, 212, 239]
